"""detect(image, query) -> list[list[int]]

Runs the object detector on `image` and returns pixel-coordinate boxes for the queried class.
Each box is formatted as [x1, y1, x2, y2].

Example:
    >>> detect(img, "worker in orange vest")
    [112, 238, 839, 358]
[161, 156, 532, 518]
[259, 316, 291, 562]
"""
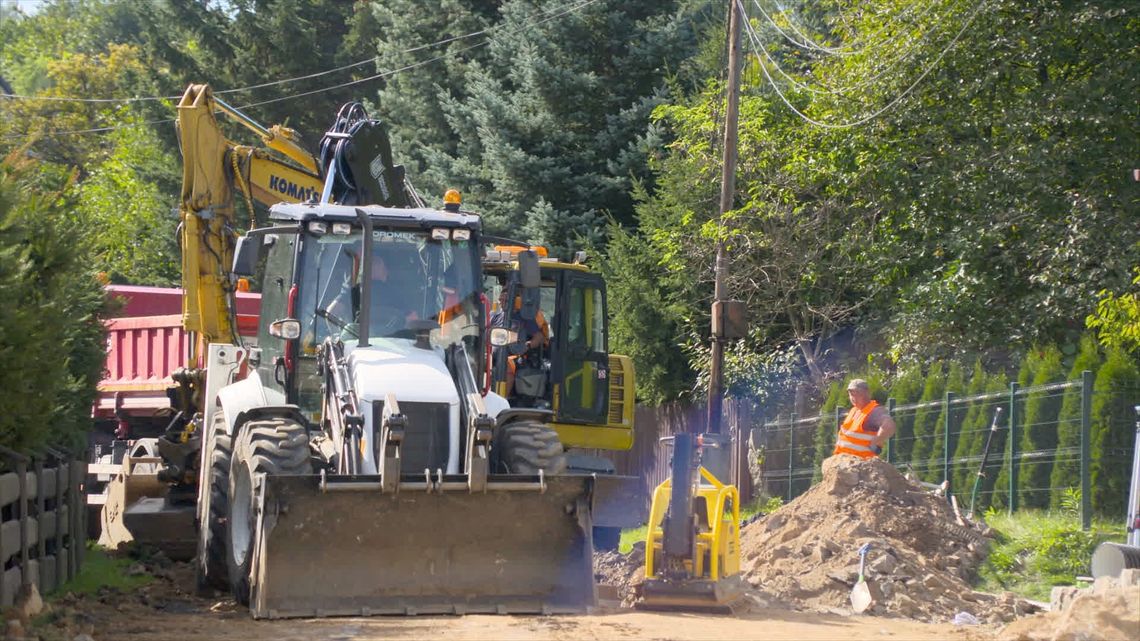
[834, 379, 897, 458]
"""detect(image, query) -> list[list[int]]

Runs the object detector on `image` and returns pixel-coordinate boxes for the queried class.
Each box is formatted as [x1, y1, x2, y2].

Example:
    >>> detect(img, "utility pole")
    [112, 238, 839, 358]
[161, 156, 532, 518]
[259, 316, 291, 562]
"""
[707, 0, 743, 435]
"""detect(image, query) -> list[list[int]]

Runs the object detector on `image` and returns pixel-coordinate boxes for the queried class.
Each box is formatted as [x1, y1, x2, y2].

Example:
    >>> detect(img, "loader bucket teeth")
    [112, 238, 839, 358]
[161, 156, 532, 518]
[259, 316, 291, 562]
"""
[244, 474, 596, 618]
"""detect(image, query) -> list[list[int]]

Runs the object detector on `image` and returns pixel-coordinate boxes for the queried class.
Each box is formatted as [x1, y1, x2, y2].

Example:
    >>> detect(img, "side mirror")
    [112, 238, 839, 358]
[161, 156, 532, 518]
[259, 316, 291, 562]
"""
[517, 250, 540, 289]
[232, 235, 261, 277]
[268, 318, 301, 340]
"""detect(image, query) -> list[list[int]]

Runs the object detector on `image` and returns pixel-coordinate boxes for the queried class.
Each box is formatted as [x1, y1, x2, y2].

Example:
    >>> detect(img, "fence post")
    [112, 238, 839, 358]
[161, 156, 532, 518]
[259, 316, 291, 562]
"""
[1009, 381, 1020, 515]
[944, 392, 955, 495]
[787, 412, 796, 502]
[33, 457, 46, 590]
[886, 398, 896, 464]
[1080, 370, 1093, 531]
[69, 457, 83, 577]
[53, 456, 65, 589]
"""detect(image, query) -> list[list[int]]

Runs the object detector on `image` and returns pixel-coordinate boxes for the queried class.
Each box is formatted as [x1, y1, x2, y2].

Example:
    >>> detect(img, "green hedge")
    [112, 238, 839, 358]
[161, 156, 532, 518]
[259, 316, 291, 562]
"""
[820, 334, 1136, 515]
[0, 153, 106, 456]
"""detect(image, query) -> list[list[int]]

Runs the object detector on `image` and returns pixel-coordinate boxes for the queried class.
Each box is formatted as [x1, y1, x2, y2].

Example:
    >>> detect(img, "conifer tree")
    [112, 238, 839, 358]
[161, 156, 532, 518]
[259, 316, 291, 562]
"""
[811, 379, 846, 481]
[993, 357, 1038, 508]
[888, 366, 925, 462]
[951, 359, 990, 495]
[924, 361, 966, 483]
[1017, 345, 1065, 509]
[908, 363, 945, 477]
[1090, 348, 1140, 517]
[1049, 335, 1103, 508]
[973, 371, 1010, 511]
[381, 0, 703, 254]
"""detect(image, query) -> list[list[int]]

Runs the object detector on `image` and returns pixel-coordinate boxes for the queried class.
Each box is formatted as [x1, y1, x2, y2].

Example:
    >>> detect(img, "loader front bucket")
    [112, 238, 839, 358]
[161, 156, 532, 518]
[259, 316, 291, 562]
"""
[98, 455, 196, 560]
[246, 473, 597, 618]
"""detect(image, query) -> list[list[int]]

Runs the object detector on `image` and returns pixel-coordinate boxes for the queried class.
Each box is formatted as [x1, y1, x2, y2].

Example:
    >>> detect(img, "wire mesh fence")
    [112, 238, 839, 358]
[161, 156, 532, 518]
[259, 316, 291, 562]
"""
[749, 371, 1138, 529]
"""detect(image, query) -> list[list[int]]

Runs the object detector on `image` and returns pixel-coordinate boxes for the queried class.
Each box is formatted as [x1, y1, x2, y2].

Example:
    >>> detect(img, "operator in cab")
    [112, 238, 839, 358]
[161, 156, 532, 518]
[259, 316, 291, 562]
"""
[491, 286, 549, 397]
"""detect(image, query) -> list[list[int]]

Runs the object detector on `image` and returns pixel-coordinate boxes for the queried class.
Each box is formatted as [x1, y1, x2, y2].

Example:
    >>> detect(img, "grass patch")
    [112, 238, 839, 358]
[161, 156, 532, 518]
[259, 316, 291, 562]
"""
[54, 544, 151, 597]
[975, 509, 1123, 601]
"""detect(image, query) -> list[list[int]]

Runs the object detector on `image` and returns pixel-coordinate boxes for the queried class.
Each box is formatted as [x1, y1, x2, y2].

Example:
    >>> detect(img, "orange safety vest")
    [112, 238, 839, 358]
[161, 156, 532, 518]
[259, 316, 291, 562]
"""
[834, 400, 882, 459]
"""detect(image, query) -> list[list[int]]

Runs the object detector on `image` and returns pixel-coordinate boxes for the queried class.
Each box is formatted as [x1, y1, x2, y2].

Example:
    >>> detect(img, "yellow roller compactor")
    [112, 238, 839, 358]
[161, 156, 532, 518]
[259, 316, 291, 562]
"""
[100, 84, 640, 618]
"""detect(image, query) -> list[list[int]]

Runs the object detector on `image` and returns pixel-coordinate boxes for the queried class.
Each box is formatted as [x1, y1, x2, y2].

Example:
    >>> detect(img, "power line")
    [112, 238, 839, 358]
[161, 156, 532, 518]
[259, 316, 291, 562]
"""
[748, 0, 960, 97]
[214, 0, 603, 98]
[738, 0, 990, 130]
[0, 0, 603, 106]
[752, 0, 939, 57]
[1, 0, 603, 140]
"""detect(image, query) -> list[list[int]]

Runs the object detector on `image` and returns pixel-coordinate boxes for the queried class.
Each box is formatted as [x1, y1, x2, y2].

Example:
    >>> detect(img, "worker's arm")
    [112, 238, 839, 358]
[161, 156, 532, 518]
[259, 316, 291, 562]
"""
[526, 310, 550, 349]
[871, 416, 896, 449]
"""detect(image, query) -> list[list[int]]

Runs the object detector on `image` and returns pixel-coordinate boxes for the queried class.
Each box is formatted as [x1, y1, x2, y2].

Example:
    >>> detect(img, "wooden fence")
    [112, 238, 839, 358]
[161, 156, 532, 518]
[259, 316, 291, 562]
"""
[0, 448, 87, 608]
[611, 400, 755, 512]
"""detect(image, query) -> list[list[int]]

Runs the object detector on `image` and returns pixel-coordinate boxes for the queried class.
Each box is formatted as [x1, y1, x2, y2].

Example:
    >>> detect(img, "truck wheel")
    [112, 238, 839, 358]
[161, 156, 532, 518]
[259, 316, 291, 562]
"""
[494, 420, 567, 475]
[226, 418, 311, 605]
[195, 412, 232, 594]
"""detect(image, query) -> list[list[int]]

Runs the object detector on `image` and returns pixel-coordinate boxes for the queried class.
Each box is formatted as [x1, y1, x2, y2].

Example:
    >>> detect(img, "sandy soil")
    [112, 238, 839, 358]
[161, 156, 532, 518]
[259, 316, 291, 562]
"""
[29, 560, 1000, 641]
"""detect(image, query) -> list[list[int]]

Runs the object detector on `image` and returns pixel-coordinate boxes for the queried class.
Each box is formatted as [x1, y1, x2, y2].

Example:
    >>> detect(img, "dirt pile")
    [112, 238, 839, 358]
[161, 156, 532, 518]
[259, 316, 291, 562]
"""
[999, 583, 1140, 641]
[593, 544, 646, 608]
[739, 455, 1038, 623]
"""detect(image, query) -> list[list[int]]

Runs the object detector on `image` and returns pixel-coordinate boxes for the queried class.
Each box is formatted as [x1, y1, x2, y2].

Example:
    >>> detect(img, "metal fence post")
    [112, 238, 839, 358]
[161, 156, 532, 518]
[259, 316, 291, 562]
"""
[787, 411, 796, 502]
[1080, 369, 1093, 530]
[886, 398, 896, 464]
[944, 392, 955, 492]
[1009, 381, 1020, 515]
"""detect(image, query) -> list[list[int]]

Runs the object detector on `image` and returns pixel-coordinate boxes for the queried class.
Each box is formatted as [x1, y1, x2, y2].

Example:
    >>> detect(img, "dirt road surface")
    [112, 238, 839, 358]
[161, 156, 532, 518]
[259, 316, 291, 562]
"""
[41, 562, 999, 641]
[98, 608, 995, 641]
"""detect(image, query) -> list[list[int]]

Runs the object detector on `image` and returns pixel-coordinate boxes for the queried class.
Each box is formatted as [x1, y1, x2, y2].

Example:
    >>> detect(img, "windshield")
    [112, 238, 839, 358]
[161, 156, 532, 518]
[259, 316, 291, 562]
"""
[296, 226, 484, 360]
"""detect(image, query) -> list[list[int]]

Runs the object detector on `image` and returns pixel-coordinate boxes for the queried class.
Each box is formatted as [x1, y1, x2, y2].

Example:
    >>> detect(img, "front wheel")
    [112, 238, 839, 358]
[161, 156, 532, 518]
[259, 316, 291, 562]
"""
[195, 411, 232, 594]
[226, 418, 311, 605]
[492, 420, 567, 475]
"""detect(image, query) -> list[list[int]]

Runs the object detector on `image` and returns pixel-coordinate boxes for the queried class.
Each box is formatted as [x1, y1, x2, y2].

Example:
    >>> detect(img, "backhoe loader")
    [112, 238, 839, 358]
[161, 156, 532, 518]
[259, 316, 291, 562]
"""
[99, 84, 639, 617]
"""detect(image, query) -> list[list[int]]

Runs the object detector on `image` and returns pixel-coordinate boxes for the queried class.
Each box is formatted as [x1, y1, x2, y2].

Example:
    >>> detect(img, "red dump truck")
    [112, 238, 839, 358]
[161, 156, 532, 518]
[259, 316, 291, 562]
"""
[93, 285, 260, 439]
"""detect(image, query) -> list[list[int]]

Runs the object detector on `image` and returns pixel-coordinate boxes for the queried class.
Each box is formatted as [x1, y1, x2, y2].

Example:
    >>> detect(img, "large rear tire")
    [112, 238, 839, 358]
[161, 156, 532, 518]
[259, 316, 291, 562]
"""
[195, 412, 232, 594]
[226, 418, 311, 605]
[493, 419, 567, 475]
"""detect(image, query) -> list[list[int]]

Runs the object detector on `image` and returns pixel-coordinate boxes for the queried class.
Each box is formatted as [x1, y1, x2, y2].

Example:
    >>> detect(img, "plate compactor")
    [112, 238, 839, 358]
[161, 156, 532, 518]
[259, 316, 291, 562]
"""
[638, 432, 748, 612]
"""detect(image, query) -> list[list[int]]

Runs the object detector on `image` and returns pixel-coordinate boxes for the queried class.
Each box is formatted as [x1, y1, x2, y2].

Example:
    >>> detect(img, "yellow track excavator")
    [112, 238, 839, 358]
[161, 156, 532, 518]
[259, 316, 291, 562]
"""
[482, 241, 640, 550]
[99, 84, 639, 618]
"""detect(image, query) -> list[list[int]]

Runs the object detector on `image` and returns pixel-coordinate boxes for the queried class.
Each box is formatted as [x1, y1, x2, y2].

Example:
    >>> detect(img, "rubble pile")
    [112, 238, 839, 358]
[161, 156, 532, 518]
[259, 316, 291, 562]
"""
[999, 570, 1140, 641]
[738, 455, 1037, 623]
[593, 546, 646, 608]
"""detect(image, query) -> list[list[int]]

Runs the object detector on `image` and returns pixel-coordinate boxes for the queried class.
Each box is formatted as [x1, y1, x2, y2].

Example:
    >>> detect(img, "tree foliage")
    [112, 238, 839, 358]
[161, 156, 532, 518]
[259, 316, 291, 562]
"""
[0, 152, 106, 454]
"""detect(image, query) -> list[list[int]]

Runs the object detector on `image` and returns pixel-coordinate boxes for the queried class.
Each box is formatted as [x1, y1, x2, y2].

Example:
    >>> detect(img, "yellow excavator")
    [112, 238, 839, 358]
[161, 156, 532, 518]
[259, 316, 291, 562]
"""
[101, 84, 642, 618]
[482, 242, 639, 549]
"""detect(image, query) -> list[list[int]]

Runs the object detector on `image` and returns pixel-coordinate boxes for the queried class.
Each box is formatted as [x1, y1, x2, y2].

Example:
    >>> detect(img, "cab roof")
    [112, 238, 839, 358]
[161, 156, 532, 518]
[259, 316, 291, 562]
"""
[268, 202, 482, 230]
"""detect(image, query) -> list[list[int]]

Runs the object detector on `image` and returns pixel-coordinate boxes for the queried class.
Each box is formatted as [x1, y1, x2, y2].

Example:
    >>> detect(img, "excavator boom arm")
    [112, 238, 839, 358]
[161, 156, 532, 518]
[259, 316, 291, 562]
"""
[176, 84, 322, 366]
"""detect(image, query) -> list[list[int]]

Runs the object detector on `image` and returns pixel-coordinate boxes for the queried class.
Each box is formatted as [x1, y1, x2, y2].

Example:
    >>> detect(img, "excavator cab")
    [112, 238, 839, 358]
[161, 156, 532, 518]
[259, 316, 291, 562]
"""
[484, 244, 634, 449]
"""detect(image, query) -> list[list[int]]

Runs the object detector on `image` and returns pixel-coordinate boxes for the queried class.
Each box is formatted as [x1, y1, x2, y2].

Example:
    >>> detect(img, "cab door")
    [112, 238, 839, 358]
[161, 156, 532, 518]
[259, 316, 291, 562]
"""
[553, 271, 609, 424]
[254, 232, 298, 402]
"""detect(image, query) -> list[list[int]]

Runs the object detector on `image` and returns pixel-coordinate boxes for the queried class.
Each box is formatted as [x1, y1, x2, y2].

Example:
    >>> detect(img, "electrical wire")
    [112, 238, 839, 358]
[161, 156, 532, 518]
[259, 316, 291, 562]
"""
[738, 0, 990, 130]
[751, 0, 939, 57]
[745, 0, 970, 98]
[0, 0, 599, 141]
[0, 0, 603, 106]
